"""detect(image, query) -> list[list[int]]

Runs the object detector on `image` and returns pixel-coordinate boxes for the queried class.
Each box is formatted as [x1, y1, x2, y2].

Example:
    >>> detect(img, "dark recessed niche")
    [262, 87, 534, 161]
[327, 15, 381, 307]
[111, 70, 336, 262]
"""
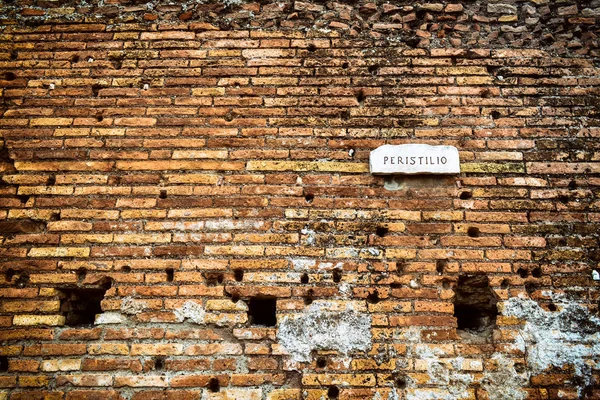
[376, 226, 389, 237]
[5, 268, 15, 282]
[121, 265, 131, 273]
[568, 180, 577, 190]
[247, 296, 277, 327]
[304, 289, 314, 306]
[316, 356, 327, 368]
[490, 110, 501, 119]
[517, 268, 529, 279]
[548, 303, 557, 312]
[332, 268, 342, 283]
[0, 356, 7, 372]
[341, 62, 349, 69]
[558, 194, 569, 204]
[59, 287, 108, 326]
[71, 54, 80, 63]
[368, 65, 379, 75]
[300, 273, 309, 284]
[459, 191, 473, 200]
[154, 357, 164, 371]
[327, 385, 340, 399]
[76, 267, 87, 282]
[15, 272, 29, 288]
[47, 175, 56, 186]
[394, 375, 407, 389]
[436, 259, 446, 274]
[233, 269, 244, 282]
[203, 272, 224, 286]
[356, 89, 366, 105]
[2, 72, 16, 81]
[17, 195, 30, 204]
[307, 43, 317, 52]
[159, 190, 167, 199]
[500, 279, 510, 289]
[166, 268, 174, 282]
[304, 193, 314, 203]
[208, 377, 220, 392]
[467, 227, 480, 238]
[367, 291, 380, 304]
[453, 274, 498, 334]
[531, 267, 542, 278]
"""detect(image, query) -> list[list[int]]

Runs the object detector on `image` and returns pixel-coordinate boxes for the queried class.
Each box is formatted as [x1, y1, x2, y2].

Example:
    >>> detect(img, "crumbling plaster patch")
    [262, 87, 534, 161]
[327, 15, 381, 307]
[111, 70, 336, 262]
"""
[174, 300, 206, 324]
[501, 294, 600, 394]
[277, 303, 372, 363]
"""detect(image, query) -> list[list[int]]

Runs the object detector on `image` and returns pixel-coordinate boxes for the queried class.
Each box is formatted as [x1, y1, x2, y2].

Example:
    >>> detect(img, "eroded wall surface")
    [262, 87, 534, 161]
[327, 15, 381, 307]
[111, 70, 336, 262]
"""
[0, 0, 599, 399]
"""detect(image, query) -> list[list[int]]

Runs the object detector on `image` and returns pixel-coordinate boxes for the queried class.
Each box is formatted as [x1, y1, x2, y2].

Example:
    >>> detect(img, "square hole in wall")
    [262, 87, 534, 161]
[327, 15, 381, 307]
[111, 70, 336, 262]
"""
[247, 296, 277, 327]
[58, 288, 107, 326]
[453, 275, 497, 335]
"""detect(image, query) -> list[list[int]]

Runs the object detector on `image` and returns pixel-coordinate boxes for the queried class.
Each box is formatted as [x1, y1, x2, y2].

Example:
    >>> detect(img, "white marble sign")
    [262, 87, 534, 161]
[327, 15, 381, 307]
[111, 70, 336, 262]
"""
[370, 144, 460, 175]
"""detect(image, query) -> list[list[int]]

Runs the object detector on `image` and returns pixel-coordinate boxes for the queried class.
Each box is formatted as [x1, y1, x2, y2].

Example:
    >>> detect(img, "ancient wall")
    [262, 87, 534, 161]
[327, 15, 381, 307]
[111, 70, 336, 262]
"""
[0, 0, 600, 399]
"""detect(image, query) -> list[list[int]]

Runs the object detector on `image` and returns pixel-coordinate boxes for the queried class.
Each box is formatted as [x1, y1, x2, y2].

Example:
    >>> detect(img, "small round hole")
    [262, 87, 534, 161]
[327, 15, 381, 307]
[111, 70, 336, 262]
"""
[375, 227, 389, 237]
[531, 267, 542, 278]
[234, 269, 244, 282]
[2, 72, 16, 81]
[341, 62, 349, 69]
[208, 377, 220, 392]
[300, 273, 309, 284]
[71, 55, 80, 63]
[394, 376, 407, 389]
[76, 267, 87, 281]
[548, 303, 557, 312]
[332, 268, 342, 283]
[231, 293, 240, 303]
[159, 190, 167, 199]
[568, 180, 577, 190]
[500, 279, 510, 289]
[316, 357, 327, 368]
[166, 268, 174, 282]
[304, 194, 314, 203]
[122, 265, 131, 273]
[307, 44, 317, 52]
[5, 268, 16, 282]
[517, 268, 528, 279]
[96, 115, 104, 122]
[304, 292, 313, 306]
[368, 65, 379, 75]
[459, 191, 472, 200]
[467, 227, 480, 238]
[367, 291, 380, 304]
[491, 110, 501, 119]
[436, 260, 446, 274]
[558, 194, 569, 204]
[327, 385, 339, 399]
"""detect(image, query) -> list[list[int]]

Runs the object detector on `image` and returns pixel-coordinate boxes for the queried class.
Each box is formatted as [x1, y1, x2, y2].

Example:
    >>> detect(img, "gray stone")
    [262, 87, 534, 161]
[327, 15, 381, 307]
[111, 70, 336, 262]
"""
[487, 3, 517, 14]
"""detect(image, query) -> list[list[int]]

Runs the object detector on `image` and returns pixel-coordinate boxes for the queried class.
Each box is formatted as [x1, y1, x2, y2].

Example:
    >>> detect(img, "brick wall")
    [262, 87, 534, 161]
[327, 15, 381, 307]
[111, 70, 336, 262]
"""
[1, 1, 600, 399]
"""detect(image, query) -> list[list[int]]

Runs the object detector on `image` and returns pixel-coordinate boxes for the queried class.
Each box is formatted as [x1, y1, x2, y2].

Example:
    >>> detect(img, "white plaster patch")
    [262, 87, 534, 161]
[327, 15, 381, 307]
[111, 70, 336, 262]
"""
[120, 297, 147, 315]
[174, 300, 206, 324]
[481, 354, 527, 400]
[502, 295, 600, 394]
[94, 312, 127, 325]
[277, 304, 372, 362]
[300, 228, 316, 245]
[290, 258, 316, 270]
